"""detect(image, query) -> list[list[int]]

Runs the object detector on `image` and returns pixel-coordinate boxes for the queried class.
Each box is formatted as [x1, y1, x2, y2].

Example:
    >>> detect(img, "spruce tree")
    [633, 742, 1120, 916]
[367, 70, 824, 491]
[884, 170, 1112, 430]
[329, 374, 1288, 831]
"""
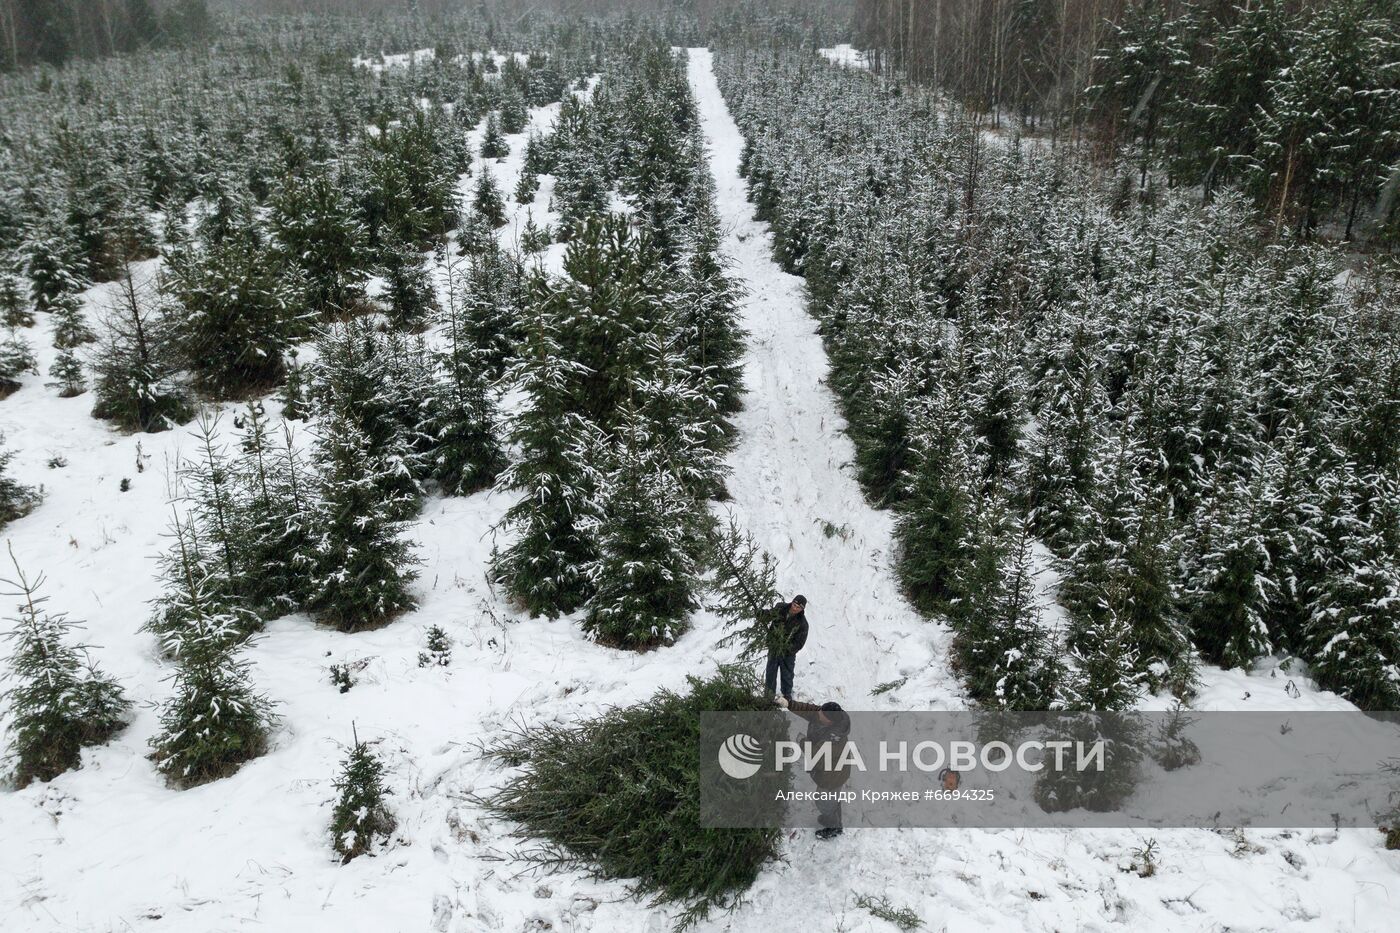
[499, 88, 529, 134]
[23, 215, 86, 314]
[144, 506, 260, 661]
[520, 210, 552, 254]
[515, 170, 540, 206]
[582, 410, 700, 650]
[1183, 472, 1275, 669]
[308, 410, 419, 632]
[1063, 595, 1145, 712]
[459, 239, 524, 376]
[674, 196, 745, 419]
[330, 733, 396, 862]
[433, 259, 505, 495]
[280, 351, 308, 420]
[492, 313, 600, 618]
[269, 166, 371, 319]
[0, 440, 39, 528]
[707, 516, 781, 659]
[480, 112, 510, 159]
[633, 326, 729, 503]
[456, 208, 497, 258]
[1302, 471, 1400, 709]
[895, 392, 979, 615]
[234, 405, 316, 616]
[472, 168, 508, 229]
[148, 544, 274, 788]
[551, 146, 610, 239]
[90, 262, 192, 432]
[47, 346, 85, 397]
[961, 516, 1063, 711]
[164, 230, 301, 398]
[379, 234, 436, 331]
[308, 320, 425, 512]
[0, 266, 33, 328]
[1, 549, 129, 787]
[545, 214, 660, 430]
[0, 328, 37, 395]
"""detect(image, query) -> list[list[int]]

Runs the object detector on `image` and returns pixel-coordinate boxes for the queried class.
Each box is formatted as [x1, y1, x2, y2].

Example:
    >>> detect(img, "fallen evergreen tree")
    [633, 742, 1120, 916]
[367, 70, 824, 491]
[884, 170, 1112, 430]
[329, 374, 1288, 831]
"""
[482, 666, 781, 929]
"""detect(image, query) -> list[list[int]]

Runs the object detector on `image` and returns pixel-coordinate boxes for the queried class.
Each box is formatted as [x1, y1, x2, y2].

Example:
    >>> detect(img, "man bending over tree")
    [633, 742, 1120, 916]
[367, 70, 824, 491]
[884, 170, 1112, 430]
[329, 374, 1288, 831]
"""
[764, 594, 808, 702]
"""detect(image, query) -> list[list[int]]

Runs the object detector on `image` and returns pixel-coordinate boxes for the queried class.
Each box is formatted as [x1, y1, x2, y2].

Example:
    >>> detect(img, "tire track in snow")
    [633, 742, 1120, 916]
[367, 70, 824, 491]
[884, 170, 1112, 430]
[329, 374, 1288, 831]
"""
[686, 48, 963, 712]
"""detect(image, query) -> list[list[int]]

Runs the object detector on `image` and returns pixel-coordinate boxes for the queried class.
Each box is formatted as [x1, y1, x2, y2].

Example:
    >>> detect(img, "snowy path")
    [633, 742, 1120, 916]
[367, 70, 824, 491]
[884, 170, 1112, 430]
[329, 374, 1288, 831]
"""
[686, 48, 963, 713]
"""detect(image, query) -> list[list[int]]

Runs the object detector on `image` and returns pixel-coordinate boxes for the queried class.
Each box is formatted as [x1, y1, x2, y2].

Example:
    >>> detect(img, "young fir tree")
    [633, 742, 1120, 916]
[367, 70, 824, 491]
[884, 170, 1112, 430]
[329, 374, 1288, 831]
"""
[1182, 470, 1276, 669]
[0, 327, 37, 394]
[330, 732, 396, 863]
[379, 233, 436, 331]
[144, 512, 260, 665]
[1061, 427, 1195, 694]
[148, 530, 275, 788]
[894, 391, 979, 615]
[708, 516, 782, 659]
[418, 625, 451, 667]
[499, 87, 529, 134]
[514, 170, 540, 205]
[1, 549, 129, 787]
[0, 265, 33, 328]
[460, 238, 525, 377]
[90, 261, 192, 432]
[551, 145, 610, 240]
[1063, 592, 1146, 712]
[433, 258, 505, 495]
[546, 214, 661, 430]
[582, 409, 700, 650]
[308, 410, 419, 632]
[520, 210, 552, 254]
[963, 515, 1064, 711]
[268, 165, 371, 319]
[164, 229, 301, 398]
[234, 405, 316, 616]
[674, 195, 745, 419]
[23, 215, 86, 314]
[1301, 471, 1400, 710]
[456, 208, 497, 258]
[309, 320, 425, 513]
[472, 168, 508, 229]
[491, 313, 600, 618]
[48, 287, 94, 349]
[280, 351, 308, 420]
[0, 439, 39, 528]
[632, 325, 729, 504]
[479, 112, 510, 159]
[47, 345, 84, 397]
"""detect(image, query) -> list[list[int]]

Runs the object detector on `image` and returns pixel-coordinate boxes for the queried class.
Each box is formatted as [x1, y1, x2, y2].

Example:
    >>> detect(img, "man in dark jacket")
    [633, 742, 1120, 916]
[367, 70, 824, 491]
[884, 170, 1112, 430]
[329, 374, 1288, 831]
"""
[786, 699, 850, 839]
[764, 595, 809, 702]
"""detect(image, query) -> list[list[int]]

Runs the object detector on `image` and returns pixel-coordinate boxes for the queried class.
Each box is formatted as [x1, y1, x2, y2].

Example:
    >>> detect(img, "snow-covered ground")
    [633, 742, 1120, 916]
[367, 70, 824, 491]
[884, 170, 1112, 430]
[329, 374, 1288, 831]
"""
[0, 48, 1395, 933]
[819, 44, 873, 70]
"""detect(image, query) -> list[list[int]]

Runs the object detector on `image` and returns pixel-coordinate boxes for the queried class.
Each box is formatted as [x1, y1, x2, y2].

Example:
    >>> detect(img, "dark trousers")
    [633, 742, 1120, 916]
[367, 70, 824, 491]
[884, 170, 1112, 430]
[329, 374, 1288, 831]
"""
[764, 651, 796, 699]
[817, 793, 842, 829]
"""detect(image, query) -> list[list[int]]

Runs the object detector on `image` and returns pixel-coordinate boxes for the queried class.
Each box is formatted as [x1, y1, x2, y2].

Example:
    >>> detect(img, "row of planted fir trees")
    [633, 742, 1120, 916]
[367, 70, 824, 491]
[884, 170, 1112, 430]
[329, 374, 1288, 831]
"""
[717, 47, 1400, 713]
[490, 41, 746, 649]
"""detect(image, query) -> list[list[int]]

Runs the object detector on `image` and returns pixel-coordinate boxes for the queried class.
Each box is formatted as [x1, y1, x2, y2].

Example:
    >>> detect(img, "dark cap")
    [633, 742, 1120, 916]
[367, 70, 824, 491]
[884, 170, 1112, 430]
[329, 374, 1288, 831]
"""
[792, 594, 808, 607]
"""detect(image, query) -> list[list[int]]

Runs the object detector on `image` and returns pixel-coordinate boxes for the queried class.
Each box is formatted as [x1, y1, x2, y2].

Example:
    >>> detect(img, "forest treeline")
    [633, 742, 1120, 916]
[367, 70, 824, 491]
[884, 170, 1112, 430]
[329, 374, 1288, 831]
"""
[0, 0, 214, 69]
[854, 0, 1400, 243]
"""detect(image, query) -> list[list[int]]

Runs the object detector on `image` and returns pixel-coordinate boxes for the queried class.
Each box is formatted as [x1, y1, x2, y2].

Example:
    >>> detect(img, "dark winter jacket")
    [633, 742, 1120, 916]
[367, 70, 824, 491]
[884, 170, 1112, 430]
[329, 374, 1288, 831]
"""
[769, 601, 809, 656]
[788, 701, 852, 791]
